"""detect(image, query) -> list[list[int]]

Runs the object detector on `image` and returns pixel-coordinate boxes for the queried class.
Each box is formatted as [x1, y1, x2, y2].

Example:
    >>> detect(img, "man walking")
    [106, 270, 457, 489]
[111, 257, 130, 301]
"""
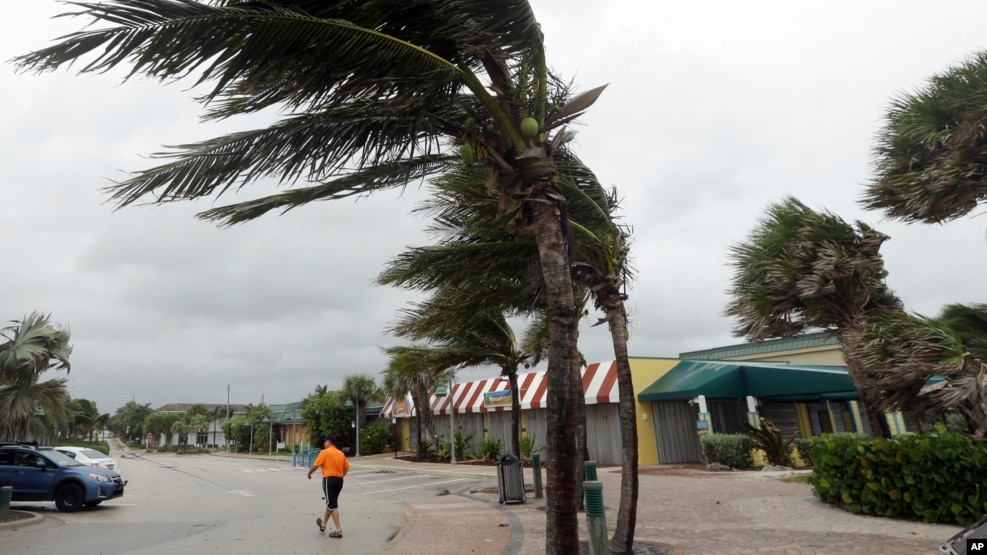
[307, 435, 350, 538]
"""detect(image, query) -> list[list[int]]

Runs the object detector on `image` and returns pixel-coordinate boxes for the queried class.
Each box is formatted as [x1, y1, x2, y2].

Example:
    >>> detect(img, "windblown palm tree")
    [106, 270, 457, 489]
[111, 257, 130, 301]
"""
[0, 312, 73, 441]
[381, 344, 445, 455]
[16, 4, 605, 546]
[862, 51, 987, 225]
[938, 303, 987, 359]
[378, 157, 641, 551]
[850, 310, 987, 438]
[387, 287, 537, 459]
[725, 197, 900, 438]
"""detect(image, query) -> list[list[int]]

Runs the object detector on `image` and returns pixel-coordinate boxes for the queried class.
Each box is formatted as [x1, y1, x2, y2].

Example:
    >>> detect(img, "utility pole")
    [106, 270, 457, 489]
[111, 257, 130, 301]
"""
[226, 385, 230, 452]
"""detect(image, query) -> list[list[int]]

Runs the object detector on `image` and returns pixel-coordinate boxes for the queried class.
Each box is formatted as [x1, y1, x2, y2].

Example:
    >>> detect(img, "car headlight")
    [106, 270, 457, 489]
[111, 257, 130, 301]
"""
[89, 473, 112, 483]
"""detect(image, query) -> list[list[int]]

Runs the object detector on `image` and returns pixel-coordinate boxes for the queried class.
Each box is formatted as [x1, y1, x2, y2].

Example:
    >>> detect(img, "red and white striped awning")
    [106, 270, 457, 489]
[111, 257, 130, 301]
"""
[380, 360, 619, 417]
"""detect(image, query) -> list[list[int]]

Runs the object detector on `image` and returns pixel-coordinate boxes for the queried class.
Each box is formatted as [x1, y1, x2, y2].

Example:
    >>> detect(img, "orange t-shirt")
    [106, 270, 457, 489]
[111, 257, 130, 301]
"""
[313, 446, 350, 478]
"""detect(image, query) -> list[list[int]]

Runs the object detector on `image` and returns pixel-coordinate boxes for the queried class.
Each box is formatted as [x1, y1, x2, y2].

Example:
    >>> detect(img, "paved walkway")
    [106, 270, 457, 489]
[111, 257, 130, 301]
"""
[351, 454, 964, 555]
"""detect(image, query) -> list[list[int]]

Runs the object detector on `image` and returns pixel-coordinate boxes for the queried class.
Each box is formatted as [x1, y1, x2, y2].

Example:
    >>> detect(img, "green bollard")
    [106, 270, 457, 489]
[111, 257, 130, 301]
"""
[585, 460, 598, 481]
[0, 486, 12, 521]
[583, 481, 607, 555]
[532, 453, 543, 499]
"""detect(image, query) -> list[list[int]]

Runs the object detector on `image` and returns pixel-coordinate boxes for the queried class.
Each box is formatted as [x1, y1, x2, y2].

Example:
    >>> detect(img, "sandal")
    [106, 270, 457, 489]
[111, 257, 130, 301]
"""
[316, 518, 325, 533]
[329, 530, 343, 538]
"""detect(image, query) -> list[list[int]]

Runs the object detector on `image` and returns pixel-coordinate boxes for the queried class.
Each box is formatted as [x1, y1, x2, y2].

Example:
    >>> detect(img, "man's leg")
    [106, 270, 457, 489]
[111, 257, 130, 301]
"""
[330, 508, 341, 532]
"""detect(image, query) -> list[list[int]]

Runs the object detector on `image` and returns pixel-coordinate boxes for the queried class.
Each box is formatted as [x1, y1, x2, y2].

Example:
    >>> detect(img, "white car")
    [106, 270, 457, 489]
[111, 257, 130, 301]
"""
[51, 447, 119, 471]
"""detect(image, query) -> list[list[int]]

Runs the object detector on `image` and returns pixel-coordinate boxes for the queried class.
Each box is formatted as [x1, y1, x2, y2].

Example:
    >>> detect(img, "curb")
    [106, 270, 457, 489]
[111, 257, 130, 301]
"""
[0, 511, 44, 531]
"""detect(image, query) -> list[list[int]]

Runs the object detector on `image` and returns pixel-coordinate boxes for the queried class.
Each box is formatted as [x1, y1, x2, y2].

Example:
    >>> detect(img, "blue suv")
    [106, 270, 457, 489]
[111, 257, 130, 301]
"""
[0, 443, 127, 512]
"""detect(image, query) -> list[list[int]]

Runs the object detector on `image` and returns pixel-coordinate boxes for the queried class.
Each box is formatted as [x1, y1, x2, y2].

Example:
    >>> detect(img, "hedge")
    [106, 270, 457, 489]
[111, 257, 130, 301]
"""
[811, 429, 987, 525]
[700, 434, 753, 469]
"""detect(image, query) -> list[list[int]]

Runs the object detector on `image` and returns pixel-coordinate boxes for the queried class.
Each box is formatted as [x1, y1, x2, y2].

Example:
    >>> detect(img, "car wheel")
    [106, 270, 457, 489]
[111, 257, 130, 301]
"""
[55, 484, 84, 512]
[84, 500, 102, 507]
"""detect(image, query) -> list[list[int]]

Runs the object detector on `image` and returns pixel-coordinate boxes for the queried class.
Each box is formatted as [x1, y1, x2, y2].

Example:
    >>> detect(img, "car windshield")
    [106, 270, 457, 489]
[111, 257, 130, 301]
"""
[40, 449, 84, 467]
[80, 449, 108, 459]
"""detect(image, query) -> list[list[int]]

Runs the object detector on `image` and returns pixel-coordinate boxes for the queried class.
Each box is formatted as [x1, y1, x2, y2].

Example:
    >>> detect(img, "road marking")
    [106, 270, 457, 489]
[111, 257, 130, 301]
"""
[228, 490, 255, 497]
[363, 478, 471, 495]
[350, 474, 435, 485]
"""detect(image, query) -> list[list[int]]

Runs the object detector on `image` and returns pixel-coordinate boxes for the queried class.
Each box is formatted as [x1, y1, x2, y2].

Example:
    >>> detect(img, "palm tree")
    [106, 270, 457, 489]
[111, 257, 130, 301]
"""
[862, 51, 987, 225]
[75, 399, 110, 441]
[849, 310, 987, 438]
[380, 158, 641, 551]
[16, 5, 606, 546]
[938, 303, 987, 359]
[341, 374, 383, 437]
[110, 400, 153, 442]
[381, 345, 445, 455]
[0, 312, 73, 441]
[725, 197, 900, 438]
[387, 288, 537, 458]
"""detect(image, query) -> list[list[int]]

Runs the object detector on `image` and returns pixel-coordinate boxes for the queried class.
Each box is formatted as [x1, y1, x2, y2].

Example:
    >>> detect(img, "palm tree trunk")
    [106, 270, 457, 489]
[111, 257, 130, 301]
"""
[531, 199, 582, 555]
[508, 369, 522, 457]
[605, 304, 639, 554]
[839, 330, 892, 438]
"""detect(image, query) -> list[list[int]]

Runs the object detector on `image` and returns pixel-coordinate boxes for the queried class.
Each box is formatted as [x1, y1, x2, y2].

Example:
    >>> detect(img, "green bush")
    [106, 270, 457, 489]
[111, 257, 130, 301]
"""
[518, 434, 545, 461]
[477, 438, 503, 461]
[437, 430, 475, 460]
[741, 416, 795, 466]
[792, 438, 813, 467]
[700, 434, 753, 469]
[811, 429, 987, 525]
[360, 420, 395, 455]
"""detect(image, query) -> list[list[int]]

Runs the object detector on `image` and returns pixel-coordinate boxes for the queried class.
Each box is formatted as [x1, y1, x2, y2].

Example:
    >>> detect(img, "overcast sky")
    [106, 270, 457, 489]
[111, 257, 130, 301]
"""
[3, 2, 987, 416]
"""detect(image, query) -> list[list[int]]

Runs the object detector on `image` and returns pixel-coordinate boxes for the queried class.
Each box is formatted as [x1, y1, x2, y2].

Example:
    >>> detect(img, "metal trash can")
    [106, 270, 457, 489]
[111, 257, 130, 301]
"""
[496, 454, 526, 504]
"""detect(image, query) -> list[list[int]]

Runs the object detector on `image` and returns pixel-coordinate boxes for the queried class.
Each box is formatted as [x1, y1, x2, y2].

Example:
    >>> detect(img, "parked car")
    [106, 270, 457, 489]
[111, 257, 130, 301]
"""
[0, 443, 126, 512]
[48, 446, 119, 471]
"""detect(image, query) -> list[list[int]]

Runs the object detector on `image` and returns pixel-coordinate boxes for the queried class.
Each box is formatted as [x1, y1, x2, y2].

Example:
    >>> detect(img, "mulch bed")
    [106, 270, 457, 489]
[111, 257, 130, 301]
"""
[0, 511, 34, 524]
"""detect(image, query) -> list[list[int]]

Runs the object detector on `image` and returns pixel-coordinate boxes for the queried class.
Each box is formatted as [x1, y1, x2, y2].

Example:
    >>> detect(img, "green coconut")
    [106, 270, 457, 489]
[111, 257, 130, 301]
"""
[464, 117, 475, 130]
[460, 143, 475, 165]
[520, 117, 539, 138]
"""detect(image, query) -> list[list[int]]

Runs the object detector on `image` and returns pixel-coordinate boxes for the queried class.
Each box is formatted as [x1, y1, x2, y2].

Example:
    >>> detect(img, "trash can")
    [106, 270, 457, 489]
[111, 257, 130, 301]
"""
[0, 486, 12, 520]
[496, 454, 525, 505]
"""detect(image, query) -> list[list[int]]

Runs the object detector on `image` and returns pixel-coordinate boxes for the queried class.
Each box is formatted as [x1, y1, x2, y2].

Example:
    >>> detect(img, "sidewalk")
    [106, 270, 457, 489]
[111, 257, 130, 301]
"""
[350, 454, 964, 555]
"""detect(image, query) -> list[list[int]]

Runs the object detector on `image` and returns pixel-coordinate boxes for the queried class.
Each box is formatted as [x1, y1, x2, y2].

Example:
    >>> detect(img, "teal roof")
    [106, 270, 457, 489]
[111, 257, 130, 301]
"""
[638, 360, 860, 402]
[679, 332, 838, 360]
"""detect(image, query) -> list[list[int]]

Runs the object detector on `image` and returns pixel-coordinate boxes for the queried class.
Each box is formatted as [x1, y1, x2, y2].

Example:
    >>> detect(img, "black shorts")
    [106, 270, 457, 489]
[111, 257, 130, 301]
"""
[321, 476, 344, 510]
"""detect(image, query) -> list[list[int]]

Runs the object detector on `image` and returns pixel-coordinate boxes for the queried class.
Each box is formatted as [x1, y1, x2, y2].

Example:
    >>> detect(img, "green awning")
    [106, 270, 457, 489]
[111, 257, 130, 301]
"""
[637, 360, 860, 402]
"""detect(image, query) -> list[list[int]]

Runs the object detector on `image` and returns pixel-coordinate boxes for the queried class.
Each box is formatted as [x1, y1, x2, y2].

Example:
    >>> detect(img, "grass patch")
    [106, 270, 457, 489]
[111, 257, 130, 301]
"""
[781, 473, 812, 484]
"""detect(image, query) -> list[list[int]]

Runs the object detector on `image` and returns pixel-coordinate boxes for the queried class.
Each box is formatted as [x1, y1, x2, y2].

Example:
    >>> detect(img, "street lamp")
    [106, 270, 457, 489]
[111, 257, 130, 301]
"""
[249, 420, 254, 455]
[345, 396, 360, 457]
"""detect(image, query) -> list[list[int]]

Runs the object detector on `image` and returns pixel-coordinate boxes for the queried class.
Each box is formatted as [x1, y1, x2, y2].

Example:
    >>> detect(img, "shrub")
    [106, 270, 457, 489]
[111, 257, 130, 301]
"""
[518, 433, 545, 461]
[438, 430, 475, 460]
[792, 438, 813, 467]
[478, 438, 503, 461]
[700, 434, 753, 469]
[811, 429, 987, 525]
[360, 420, 395, 455]
[741, 416, 796, 466]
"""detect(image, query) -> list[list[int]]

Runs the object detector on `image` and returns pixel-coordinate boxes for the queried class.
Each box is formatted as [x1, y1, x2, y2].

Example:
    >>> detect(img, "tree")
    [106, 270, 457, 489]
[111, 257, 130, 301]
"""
[862, 51, 987, 225]
[381, 345, 445, 456]
[379, 157, 641, 551]
[938, 303, 987, 359]
[110, 400, 153, 442]
[340, 374, 382, 434]
[386, 288, 537, 459]
[16, 4, 607, 548]
[74, 398, 110, 441]
[725, 197, 900, 438]
[0, 312, 73, 441]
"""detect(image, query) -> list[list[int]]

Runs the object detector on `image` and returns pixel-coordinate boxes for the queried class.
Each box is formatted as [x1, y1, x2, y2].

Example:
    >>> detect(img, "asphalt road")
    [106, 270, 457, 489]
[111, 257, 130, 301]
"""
[0, 448, 464, 555]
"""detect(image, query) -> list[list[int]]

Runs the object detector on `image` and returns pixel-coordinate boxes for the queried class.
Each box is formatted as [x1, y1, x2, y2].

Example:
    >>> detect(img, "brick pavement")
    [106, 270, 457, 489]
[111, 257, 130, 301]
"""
[361, 456, 964, 555]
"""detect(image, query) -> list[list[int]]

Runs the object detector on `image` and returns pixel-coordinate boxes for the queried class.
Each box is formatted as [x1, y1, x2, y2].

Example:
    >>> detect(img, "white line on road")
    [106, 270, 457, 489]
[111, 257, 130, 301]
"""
[362, 478, 471, 495]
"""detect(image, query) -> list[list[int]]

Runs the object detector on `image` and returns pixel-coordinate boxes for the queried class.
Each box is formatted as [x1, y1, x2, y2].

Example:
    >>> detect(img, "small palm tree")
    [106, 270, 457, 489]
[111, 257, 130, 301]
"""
[0, 312, 72, 441]
[341, 375, 383, 434]
[381, 345, 445, 455]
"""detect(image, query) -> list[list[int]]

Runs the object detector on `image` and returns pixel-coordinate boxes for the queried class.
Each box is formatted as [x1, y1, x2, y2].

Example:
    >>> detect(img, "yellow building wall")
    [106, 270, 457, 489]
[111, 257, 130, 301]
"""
[627, 357, 682, 466]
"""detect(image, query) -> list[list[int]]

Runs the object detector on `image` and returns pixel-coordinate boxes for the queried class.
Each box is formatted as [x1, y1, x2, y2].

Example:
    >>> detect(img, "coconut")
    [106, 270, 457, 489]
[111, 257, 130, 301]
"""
[520, 117, 539, 138]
